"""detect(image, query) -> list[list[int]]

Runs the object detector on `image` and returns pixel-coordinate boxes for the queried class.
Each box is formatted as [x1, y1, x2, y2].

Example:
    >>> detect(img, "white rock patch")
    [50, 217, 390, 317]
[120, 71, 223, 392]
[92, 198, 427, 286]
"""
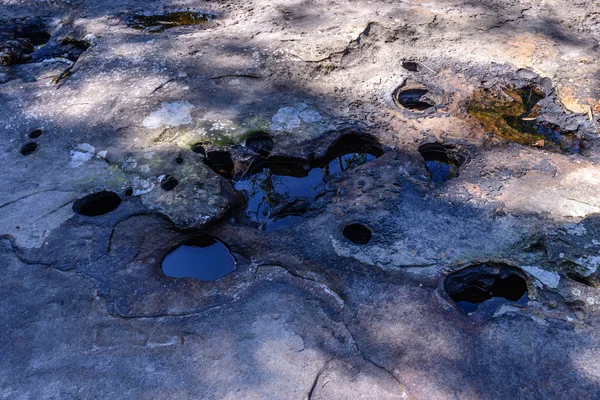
[143, 101, 194, 129]
[271, 103, 322, 131]
[69, 143, 96, 168]
[299, 109, 322, 123]
[271, 107, 301, 131]
[522, 266, 561, 288]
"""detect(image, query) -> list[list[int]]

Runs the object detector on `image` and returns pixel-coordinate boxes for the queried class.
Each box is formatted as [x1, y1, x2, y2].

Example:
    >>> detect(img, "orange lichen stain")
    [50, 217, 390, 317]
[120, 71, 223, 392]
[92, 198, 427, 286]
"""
[502, 33, 556, 65]
[558, 86, 598, 115]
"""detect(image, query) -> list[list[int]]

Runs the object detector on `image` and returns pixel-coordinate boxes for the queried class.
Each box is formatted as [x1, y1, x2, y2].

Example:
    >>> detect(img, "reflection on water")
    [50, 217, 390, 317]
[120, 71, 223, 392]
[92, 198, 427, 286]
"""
[235, 153, 375, 230]
[161, 235, 236, 281]
[418, 143, 461, 185]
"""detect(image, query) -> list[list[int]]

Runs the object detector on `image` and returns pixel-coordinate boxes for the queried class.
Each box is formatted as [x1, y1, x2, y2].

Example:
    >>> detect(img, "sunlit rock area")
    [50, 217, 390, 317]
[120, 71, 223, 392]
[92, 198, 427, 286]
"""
[1, 0, 600, 398]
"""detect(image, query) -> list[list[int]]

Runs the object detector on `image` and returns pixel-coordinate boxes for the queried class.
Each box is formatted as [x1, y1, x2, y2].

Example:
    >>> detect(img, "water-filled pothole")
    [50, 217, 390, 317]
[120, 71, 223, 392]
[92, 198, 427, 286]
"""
[126, 12, 216, 33]
[444, 264, 529, 316]
[20, 142, 37, 155]
[245, 131, 274, 157]
[343, 223, 372, 244]
[418, 143, 464, 184]
[394, 88, 434, 112]
[204, 151, 234, 179]
[28, 129, 42, 139]
[160, 175, 179, 191]
[235, 134, 383, 230]
[161, 234, 236, 281]
[468, 86, 582, 153]
[175, 156, 184, 164]
[72, 191, 122, 216]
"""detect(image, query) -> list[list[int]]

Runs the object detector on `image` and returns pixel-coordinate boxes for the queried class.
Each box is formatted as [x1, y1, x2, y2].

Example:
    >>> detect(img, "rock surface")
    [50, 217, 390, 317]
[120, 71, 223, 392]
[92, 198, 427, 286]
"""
[1, 0, 600, 398]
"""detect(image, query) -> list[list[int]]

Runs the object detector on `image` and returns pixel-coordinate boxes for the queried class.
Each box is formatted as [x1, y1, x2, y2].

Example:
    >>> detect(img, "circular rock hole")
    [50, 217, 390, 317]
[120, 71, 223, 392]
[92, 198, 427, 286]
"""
[124, 188, 134, 196]
[190, 142, 206, 155]
[245, 131, 274, 157]
[20, 142, 37, 156]
[343, 223, 372, 245]
[175, 156, 184, 164]
[394, 88, 434, 112]
[160, 175, 179, 191]
[73, 191, 122, 217]
[204, 151, 234, 179]
[161, 234, 237, 281]
[444, 264, 529, 315]
[28, 129, 42, 139]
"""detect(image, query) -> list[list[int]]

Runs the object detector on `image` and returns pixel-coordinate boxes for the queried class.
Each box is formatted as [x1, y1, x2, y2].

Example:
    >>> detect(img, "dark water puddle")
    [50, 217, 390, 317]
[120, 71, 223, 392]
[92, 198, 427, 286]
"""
[28, 129, 42, 139]
[126, 12, 216, 33]
[245, 131, 274, 157]
[444, 264, 529, 316]
[20, 142, 37, 155]
[235, 134, 383, 230]
[469, 86, 582, 153]
[402, 61, 419, 72]
[418, 143, 464, 184]
[394, 88, 434, 111]
[73, 191, 122, 216]
[204, 151, 234, 179]
[343, 223, 372, 244]
[160, 175, 179, 191]
[161, 234, 236, 281]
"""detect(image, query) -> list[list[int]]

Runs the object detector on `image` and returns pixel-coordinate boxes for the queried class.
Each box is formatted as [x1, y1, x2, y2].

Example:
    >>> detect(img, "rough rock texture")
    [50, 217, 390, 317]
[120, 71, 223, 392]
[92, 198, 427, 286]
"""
[2, 0, 600, 399]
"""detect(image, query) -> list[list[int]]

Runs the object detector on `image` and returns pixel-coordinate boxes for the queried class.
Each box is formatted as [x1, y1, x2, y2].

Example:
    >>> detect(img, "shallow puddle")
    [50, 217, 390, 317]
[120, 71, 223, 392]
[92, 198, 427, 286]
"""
[468, 86, 582, 153]
[235, 134, 382, 230]
[418, 143, 462, 184]
[126, 12, 215, 33]
[444, 264, 529, 316]
[161, 235, 236, 281]
[73, 191, 122, 217]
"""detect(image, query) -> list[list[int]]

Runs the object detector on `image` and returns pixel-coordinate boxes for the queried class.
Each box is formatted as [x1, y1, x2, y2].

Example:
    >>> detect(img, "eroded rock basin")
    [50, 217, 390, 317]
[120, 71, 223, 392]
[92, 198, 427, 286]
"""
[2, 0, 600, 398]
